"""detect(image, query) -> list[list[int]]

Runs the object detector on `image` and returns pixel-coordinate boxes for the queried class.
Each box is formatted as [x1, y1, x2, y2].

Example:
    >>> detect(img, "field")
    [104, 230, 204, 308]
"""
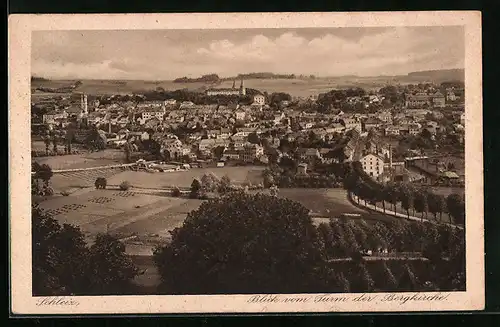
[37, 188, 203, 252]
[33, 148, 126, 170]
[106, 166, 265, 188]
[32, 77, 403, 98]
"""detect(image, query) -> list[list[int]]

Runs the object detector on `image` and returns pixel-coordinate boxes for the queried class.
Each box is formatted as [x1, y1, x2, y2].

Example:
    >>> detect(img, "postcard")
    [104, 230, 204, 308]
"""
[9, 11, 483, 314]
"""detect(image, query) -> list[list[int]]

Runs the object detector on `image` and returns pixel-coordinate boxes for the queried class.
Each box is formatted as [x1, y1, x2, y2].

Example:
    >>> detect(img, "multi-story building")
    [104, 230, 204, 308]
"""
[241, 143, 264, 162]
[360, 153, 385, 178]
[253, 94, 266, 105]
[431, 92, 446, 108]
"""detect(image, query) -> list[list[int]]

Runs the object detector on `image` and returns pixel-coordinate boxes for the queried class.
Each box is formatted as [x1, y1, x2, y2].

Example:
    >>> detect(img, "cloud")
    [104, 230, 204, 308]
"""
[32, 27, 464, 80]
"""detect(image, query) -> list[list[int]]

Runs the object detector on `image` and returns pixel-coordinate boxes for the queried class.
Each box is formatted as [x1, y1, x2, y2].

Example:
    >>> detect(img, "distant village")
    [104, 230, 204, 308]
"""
[31, 78, 466, 186]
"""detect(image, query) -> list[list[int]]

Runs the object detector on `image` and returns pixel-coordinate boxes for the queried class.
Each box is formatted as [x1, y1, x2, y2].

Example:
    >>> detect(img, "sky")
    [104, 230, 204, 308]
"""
[32, 26, 465, 80]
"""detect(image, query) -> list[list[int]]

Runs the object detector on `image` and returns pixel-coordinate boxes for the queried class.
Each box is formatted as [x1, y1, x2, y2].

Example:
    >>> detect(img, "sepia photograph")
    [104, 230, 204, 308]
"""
[9, 12, 483, 314]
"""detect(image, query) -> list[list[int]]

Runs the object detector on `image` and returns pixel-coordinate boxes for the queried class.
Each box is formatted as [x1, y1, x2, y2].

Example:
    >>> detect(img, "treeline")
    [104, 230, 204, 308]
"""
[231, 72, 298, 80]
[173, 74, 220, 83]
[263, 165, 346, 189]
[344, 162, 465, 225]
[317, 217, 465, 292]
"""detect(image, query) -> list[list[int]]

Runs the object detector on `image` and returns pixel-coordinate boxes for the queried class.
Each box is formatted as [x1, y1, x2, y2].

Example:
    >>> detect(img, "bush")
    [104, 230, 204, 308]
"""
[119, 181, 131, 191]
[95, 177, 107, 189]
[60, 190, 70, 196]
[171, 187, 181, 197]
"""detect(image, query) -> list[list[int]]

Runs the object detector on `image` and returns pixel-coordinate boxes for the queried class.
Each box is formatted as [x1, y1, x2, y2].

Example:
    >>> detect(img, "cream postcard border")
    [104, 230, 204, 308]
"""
[9, 11, 484, 314]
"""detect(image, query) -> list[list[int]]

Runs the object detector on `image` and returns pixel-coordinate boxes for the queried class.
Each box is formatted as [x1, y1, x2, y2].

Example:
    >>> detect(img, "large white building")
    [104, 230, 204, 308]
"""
[360, 153, 385, 178]
[253, 94, 266, 105]
[206, 79, 246, 96]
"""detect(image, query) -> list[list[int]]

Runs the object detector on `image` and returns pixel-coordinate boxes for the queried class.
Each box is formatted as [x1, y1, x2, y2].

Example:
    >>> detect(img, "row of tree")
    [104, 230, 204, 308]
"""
[344, 162, 465, 225]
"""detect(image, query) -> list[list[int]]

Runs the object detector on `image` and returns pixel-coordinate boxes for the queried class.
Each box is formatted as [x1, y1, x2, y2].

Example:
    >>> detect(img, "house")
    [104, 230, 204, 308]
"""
[43, 110, 68, 124]
[207, 129, 221, 139]
[117, 128, 130, 140]
[253, 94, 266, 105]
[311, 128, 328, 141]
[300, 122, 314, 130]
[129, 131, 150, 141]
[446, 91, 457, 102]
[431, 111, 444, 120]
[235, 110, 246, 121]
[140, 108, 165, 121]
[341, 118, 362, 132]
[199, 139, 216, 152]
[241, 143, 264, 162]
[431, 92, 446, 108]
[273, 112, 286, 125]
[362, 118, 382, 132]
[179, 101, 195, 109]
[230, 134, 248, 149]
[235, 127, 255, 137]
[298, 148, 321, 161]
[377, 110, 392, 123]
[360, 153, 385, 178]
[222, 149, 241, 161]
[219, 128, 232, 139]
[144, 118, 162, 130]
[326, 123, 345, 134]
[297, 163, 308, 175]
[405, 92, 431, 108]
[116, 115, 129, 127]
[384, 125, 400, 136]
[164, 99, 177, 106]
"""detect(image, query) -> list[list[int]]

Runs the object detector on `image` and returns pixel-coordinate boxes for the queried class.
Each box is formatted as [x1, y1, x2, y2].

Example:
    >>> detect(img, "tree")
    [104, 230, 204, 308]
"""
[95, 177, 107, 189]
[153, 193, 326, 294]
[85, 234, 139, 295]
[414, 189, 429, 221]
[336, 272, 351, 292]
[427, 192, 444, 221]
[446, 193, 465, 225]
[381, 262, 398, 291]
[247, 132, 260, 145]
[32, 205, 138, 296]
[190, 179, 202, 199]
[171, 187, 181, 197]
[32, 204, 88, 295]
[436, 194, 447, 222]
[384, 183, 400, 214]
[44, 134, 51, 155]
[352, 263, 375, 292]
[201, 172, 221, 193]
[398, 264, 419, 291]
[399, 184, 415, 219]
[212, 146, 225, 161]
[218, 175, 232, 194]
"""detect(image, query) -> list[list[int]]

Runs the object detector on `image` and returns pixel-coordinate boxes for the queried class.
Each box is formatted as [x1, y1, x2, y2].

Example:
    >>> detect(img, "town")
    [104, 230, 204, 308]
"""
[31, 75, 466, 296]
[32, 78, 465, 188]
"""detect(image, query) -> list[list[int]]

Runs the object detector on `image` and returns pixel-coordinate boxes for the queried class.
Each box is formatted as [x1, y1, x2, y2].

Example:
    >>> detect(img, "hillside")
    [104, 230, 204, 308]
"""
[404, 69, 465, 83]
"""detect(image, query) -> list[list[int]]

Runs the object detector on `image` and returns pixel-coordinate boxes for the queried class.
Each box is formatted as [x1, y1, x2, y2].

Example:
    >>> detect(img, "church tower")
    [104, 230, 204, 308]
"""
[239, 79, 246, 96]
[80, 93, 88, 115]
